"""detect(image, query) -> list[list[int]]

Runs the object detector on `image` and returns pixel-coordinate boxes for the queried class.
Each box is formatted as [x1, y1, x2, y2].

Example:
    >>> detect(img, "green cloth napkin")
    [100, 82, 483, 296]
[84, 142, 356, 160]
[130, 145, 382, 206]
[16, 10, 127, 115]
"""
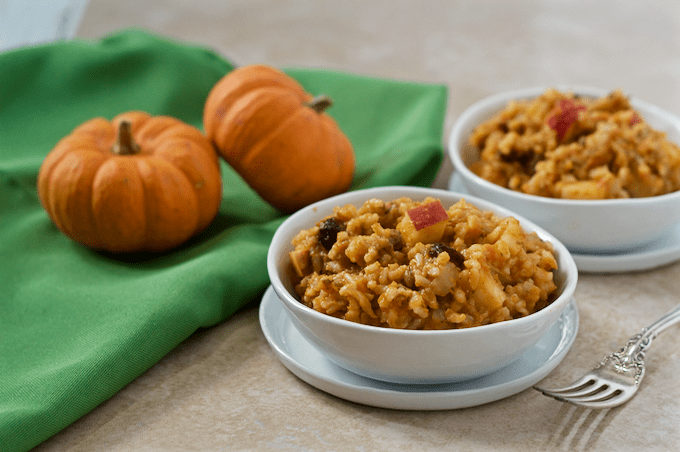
[0, 29, 447, 452]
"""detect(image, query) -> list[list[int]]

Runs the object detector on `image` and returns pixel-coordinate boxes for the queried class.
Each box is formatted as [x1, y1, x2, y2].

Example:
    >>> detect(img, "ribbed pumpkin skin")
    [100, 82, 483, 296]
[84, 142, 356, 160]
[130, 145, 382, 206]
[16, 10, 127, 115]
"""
[203, 64, 355, 213]
[37, 111, 222, 253]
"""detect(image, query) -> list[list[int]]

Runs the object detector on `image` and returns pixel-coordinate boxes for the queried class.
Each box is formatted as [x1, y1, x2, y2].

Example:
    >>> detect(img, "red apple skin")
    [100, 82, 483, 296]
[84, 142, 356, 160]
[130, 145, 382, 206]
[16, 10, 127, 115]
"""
[398, 200, 450, 245]
[407, 201, 449, 231]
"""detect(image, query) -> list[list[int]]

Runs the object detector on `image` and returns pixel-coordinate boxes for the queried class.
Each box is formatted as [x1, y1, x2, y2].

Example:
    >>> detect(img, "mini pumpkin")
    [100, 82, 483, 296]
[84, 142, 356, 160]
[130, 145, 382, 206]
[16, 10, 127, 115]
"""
[37, 111, 222, 253]
[203, 64, 355, 213]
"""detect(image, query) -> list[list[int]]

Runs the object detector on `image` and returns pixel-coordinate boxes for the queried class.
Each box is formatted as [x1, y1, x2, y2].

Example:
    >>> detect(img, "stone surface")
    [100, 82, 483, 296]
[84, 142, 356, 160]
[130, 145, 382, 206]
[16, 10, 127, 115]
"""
[33, 1, 680, 450]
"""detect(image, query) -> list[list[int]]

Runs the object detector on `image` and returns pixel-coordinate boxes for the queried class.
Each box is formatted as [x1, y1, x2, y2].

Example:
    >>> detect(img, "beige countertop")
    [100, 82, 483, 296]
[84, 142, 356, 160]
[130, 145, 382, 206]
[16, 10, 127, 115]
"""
[34, 1, 680, 450]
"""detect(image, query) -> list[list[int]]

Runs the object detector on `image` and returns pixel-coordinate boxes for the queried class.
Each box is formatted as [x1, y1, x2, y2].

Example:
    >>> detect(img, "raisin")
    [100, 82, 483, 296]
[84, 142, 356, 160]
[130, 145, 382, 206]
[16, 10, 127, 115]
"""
[319, 217, 344, 250]
[428, 243, 465, 268]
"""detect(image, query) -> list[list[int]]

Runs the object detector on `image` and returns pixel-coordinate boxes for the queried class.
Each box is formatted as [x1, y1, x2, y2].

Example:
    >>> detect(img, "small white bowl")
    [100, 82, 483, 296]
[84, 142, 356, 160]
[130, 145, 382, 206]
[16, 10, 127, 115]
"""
[267, 186, 578, 384]
[448, 85, 680, 254]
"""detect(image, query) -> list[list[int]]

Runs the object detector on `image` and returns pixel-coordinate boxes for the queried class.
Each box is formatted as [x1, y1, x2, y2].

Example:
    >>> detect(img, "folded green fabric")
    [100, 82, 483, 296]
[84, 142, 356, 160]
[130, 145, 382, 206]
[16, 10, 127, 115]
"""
[0, 29, 447, 452]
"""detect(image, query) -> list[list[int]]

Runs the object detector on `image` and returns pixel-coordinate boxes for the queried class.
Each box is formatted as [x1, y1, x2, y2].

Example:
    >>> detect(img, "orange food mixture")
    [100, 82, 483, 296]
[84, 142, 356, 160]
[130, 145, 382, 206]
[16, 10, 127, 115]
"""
[469, 89, 680, 199]
[289, 197, 558, 330]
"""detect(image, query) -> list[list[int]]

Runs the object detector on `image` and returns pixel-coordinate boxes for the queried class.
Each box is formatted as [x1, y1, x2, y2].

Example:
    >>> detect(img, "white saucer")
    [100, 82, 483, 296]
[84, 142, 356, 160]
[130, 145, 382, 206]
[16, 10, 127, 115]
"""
[259, 285, 579, 411]
[448, 172, 680, 273]
[571, 230, 680, 273]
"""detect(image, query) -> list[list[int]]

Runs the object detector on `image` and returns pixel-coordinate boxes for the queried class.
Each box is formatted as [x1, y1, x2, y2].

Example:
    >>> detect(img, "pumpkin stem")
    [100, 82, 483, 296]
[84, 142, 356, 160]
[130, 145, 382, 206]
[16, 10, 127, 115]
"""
[112, 120, 140, 155]
[306, 95, 333, 114]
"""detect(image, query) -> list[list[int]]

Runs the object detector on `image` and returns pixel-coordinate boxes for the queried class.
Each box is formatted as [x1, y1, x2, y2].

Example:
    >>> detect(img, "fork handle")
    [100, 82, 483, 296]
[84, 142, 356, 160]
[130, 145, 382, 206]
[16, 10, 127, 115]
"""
[622, 303, 680, 364]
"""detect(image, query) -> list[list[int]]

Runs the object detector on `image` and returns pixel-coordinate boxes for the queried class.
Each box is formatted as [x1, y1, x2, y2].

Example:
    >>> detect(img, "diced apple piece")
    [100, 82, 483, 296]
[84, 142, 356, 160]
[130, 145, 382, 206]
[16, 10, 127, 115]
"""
[289, 249, 310, 277]
[546, 98, 586, 142]
[629, 112, 642, 126]
[398, 200, 449, 246]
[407, 200, 449, 231]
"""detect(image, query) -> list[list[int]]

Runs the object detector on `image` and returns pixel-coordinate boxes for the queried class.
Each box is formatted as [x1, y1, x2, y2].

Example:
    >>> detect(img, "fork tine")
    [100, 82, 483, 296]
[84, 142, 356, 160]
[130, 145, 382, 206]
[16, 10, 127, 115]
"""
[545, 381, 613, 399]
[532, 385, 577, 401]
[547, 383, 598, 397]
[536, 383, 635, 409]
[535, 389, 626, 409]
[533, 374, 596, 395]
[563, 385, 622, 403]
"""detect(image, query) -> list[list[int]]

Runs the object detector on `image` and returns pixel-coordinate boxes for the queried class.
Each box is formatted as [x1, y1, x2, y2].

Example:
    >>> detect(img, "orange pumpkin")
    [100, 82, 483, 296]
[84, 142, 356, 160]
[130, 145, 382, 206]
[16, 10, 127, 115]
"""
[203, 64, 355, 213]
[37, 111, 222, 253]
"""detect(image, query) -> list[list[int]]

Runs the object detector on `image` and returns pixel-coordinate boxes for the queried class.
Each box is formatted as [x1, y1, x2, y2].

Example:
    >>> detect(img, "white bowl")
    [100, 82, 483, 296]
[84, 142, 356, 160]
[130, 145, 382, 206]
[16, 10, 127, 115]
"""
[448, 85, 680, 254]
[267, 186, 578, 384]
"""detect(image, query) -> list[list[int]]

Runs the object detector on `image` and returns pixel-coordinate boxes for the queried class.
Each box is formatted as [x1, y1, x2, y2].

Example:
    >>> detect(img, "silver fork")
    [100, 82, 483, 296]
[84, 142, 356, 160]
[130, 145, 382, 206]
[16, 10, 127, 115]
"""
[534, 302, 680, 409]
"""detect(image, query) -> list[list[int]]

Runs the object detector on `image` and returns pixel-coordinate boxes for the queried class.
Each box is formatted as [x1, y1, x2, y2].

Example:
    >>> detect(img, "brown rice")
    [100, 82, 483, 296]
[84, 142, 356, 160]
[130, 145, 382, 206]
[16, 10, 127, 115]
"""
[288, 197, 558, 330]
[469, 89, 680, 199]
